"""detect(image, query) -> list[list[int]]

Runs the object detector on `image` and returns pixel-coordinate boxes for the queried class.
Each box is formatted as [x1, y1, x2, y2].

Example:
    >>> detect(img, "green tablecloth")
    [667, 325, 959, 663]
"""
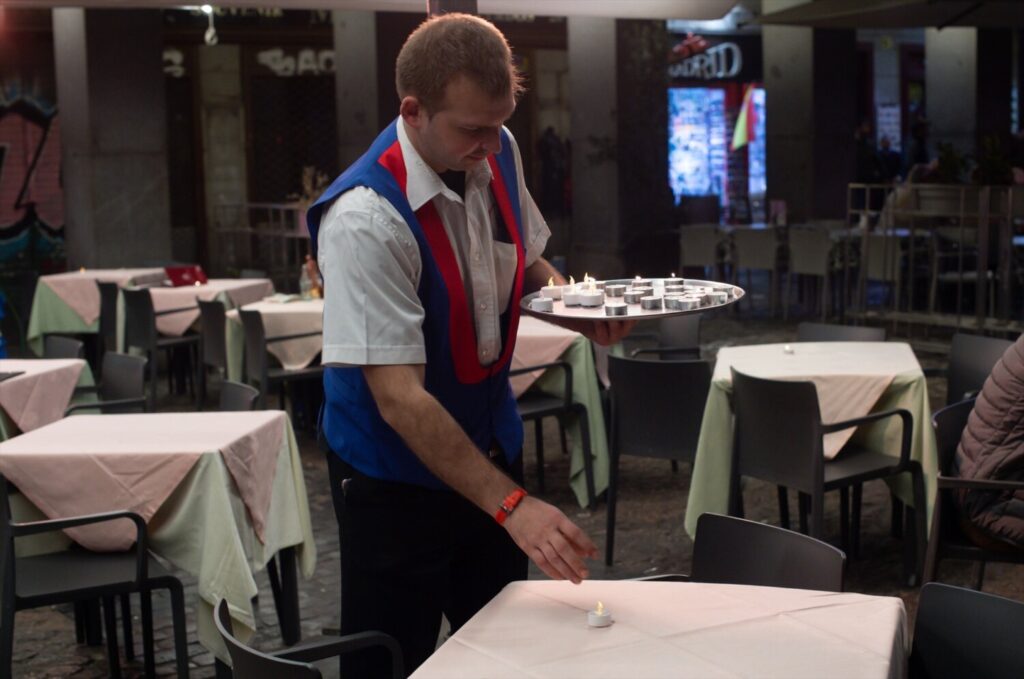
[26, 283, 98, 357]
[684, 356, 938, 539]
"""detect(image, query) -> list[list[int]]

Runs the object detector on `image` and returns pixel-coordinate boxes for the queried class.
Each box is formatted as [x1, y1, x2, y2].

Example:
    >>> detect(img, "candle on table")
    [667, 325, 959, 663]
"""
[540, 276, 563, 300]
[530, 296, 554, 312]
[587, 601, 612, 628]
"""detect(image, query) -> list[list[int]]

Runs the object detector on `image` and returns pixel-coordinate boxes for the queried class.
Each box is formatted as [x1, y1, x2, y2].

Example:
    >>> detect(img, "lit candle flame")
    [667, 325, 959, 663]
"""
[548, 276, 554, 287]
[568, 275, 575, 286]
[671, 272, 676, 278]
[596, 601, 605, 615]
[194, 281, 201, 286]
[583, 272, 589, 283]
[79, 266, 86, 273]
[635, 275, 641, 281]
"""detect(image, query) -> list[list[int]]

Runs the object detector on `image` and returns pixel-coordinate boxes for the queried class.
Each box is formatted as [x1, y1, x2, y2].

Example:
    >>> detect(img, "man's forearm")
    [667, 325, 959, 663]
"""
[524, 257, 565, 295]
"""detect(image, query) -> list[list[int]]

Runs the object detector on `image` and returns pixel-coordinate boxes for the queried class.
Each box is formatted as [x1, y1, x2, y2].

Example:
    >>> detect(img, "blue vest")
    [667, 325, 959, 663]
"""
[307, 120, 526, 489]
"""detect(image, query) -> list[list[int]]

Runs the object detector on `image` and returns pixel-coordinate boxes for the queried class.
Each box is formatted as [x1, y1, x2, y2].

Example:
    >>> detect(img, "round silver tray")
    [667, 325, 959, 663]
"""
[520, 278, 744, 321]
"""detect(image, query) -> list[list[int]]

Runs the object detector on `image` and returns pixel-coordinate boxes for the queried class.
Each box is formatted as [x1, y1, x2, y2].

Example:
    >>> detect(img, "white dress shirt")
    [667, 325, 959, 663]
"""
[317, 118, 549, 367]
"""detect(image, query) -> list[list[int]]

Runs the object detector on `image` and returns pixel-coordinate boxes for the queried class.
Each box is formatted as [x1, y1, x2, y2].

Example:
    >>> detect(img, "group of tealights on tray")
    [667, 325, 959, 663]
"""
[530, 275, 736, 316]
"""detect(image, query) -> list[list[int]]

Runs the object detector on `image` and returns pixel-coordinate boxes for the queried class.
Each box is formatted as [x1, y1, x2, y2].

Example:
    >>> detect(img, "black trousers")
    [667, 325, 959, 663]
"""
[322, 435, 528, 678]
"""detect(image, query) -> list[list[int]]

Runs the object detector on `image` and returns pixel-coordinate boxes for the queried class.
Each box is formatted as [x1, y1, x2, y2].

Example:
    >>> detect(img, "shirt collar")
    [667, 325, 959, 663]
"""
[397, 117, 493, 212]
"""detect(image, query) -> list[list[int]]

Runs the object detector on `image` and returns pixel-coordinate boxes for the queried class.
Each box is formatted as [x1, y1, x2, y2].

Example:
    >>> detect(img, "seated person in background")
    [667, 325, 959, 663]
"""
[955, 333, 1024, 550]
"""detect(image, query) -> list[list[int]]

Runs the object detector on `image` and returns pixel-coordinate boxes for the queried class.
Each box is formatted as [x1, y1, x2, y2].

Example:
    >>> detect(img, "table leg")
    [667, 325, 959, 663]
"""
[215, 658, 233, 678]
[269, 547, 301, 645]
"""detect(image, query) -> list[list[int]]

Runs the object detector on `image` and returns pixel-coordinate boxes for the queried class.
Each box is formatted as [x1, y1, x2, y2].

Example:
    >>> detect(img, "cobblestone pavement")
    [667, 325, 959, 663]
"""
[11, 313, 1024, 677]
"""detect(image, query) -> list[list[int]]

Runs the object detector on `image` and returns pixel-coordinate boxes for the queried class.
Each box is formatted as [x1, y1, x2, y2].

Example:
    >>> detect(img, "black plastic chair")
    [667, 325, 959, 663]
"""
[219, 380, 260, 412]
[508, 360, 595, 505]
[66, 352, 148, 416]
[924, 333, 1013, 407]
[691, 513, 846, 591]
[43, 335, 85, 360]
[0, 474, 189, 678]
[729, 368, 927, 584]
[924, 398, 1024, 587]
[909, 582, 1024, 679]
[122, 288, 200, 411]
[197, 300, 228, 409]
[214, 598, 403, 679]
[97, 281, 120, 370]
[238, 309, 323, 411]
[796, 321, 885, 342]
[605, 355, 711, 565]
[626, 314, 702, 361]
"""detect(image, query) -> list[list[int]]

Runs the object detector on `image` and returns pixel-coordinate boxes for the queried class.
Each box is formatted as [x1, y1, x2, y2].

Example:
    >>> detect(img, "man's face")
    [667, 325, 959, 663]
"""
[403, 75, 516, 173]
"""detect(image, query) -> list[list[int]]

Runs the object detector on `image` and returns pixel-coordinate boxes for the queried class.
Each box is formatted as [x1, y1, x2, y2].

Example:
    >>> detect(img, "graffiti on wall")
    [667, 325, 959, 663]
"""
[0, 86, 64, 265]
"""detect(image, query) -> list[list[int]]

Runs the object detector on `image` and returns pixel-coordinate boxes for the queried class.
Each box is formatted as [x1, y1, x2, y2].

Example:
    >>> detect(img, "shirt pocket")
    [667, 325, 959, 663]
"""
[493, 241, 518, 314]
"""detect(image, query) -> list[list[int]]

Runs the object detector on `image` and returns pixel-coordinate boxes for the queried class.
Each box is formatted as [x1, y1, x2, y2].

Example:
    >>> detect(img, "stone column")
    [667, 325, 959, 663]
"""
[332, 11, 379, 170]
[925, 27, 977, 156]
[53, 8, 172, 267]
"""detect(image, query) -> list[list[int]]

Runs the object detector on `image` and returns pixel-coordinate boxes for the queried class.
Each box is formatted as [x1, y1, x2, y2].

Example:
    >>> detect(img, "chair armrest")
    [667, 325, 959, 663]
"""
[936, 475, 1024, 492]
[154, 305, 198, 317]
[266, 331, 322, 344]
[821, 408, 913, 466]
[631, 346, 700, 359]
[72, 385, 100, 395]
[272, 633, 403, 678]
[508, 361, 572, 407]
[65, 397, 147, 416]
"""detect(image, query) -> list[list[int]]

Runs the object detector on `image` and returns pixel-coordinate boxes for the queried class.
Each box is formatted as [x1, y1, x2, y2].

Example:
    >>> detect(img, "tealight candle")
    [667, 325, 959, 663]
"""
[79, 266, 86, 273]
[530, 296, 554, 312]
[605, 284, 626, 298]
[662, 274, 684, 287]
[664, 284, 686, 295]
[604, 302, 628, 316]
[630, 276, 652, 289]
[540, 276, 563, 300]
[563, 288, 582, 306]
[676, 297, 701, 310]
[663, 295, 684, 310]
[579, 289, 605, 307]
[709, 291, 729, 304]
[631, 286, 653, 298]
[587, 601, 612, 628]
[623, 290, 645, 304]
[640, 295, 663, 310]
[784, 344, 795, 354]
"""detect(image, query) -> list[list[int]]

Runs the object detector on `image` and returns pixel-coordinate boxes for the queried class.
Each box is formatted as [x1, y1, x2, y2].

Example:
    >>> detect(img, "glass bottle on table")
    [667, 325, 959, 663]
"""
[299, 260, 313, 299]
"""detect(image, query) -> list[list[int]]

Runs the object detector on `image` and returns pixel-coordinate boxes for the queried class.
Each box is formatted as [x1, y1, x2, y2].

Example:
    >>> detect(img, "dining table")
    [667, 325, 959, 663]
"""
[0, 358, 94, 440]
[684, 341, 938, 538]
[410, 579, 908, 678]
[26, 268, 167, 355]
[224, 297, 324, 382]
[0, 410, 316, 662]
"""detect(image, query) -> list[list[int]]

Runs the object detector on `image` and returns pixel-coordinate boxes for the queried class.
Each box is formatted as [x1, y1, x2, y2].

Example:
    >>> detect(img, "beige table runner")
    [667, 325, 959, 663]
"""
[40, 269, 165, 325]
[510, 316, 579, 397]
[412, 580, 907, 679]
[226, 299, 324, 371]
[0, 411, 285, 550]
[152, 278, 274, 336]
[713, 342, 920, 458]
[0, 358, 85, 433]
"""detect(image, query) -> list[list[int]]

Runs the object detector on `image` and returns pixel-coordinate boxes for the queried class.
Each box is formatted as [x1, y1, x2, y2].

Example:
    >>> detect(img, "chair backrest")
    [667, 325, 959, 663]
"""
[43, 335, 84, 360]
[730, 369, 823, 494]
[910, 582, 1024, 679]
[219, 380, 260, 412]
[732, 228, 778, 270]
[691, 513, 846, 591]
[787, 227, 834, 276]
[658, 314, 700, 352]
[797, 322, 886, 342]
[679, 224, 721, 268]
[121, 288, 158, 353]
[99, 352, 148, 410]
[215, 599, 322, 679]
[864, 233, 901, 283]
[608, 355, 711, 463]
[198, 300, 228, 370]
[238, 309, 268, 387]
[932, 397, 975, 476]
[947, 333, 1012, 405]
[97, 281, 120, 354]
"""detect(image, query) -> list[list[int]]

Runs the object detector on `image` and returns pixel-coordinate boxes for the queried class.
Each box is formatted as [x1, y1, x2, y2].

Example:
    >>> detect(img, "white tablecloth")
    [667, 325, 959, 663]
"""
[225, 298, 324, 380]
[0, 358, 85, 433]
[412, 580, 907, 679]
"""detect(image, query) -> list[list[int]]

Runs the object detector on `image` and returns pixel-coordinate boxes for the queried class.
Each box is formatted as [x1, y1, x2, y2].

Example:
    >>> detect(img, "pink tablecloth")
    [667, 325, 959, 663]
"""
[0, 359, 85, 433]
[0, 411, 286, 550]
[510, 316, 579, 397]
[227, 299, 324, 370]
[41, 268, 165, 325]
[151, 278, 274, 336]
[412, 580, 907, 679]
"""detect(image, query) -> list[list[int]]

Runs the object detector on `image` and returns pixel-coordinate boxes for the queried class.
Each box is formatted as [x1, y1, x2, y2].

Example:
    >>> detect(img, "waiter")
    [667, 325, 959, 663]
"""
[306, 12, 633, 676]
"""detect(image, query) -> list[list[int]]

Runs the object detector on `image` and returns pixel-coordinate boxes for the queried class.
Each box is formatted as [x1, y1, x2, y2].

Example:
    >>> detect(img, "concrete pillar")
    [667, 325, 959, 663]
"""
[976, 29, 1013, 149]
[332, 11, 379, 170]
[53, 9, 172, 267]
[926, 27, 977, 156]
[568, 16, 619, 276]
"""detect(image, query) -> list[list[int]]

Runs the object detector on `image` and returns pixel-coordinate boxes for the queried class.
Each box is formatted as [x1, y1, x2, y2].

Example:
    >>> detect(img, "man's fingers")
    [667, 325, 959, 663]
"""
[540, 541, 581, 583]
[559, 520, 598, 558]
[530, 547, 564, 581]
[548, 532, 589, 582]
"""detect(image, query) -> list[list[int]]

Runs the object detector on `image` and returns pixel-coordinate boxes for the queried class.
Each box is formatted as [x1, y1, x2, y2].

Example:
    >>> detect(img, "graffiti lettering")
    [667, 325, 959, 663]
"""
[256, 48, 335, 77]
[667, 43, 742, 81]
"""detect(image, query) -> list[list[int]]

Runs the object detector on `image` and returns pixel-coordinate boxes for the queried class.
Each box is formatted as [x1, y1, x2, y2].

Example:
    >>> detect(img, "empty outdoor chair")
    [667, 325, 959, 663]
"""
[122, 287, 200, 410]
[65, 352, 147, 415]
[729, 368, 927, 584]
[796, 321, 885, 342]
[508, 361, 595, 505]
[219, 380, 260, 412]
[784, 226, 836, 320]
[0, 474, 189, 678]
[925, 332, 1013, 407]
[605, 355, 711, 565]
[214, 598, 403, 679]
[679, 223, 723, 280]
[923, 398, 1024, 587]
[197, 299, 229, 409]
[238, 309, 323, 411]
[909, 583, 1024, 679]
[730, 227, 780, 315]
[43, 335, 85, 360]
[857, 232, 903, 314]
[97, 281, 119, 367]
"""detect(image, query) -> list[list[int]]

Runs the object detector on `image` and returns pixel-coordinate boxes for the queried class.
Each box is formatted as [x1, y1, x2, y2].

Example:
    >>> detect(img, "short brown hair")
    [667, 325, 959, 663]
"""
[396, 13, 524, 113]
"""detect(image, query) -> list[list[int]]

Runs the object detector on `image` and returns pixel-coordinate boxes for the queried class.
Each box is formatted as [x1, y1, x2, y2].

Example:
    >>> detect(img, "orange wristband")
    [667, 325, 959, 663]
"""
[495, 488, 528, 525]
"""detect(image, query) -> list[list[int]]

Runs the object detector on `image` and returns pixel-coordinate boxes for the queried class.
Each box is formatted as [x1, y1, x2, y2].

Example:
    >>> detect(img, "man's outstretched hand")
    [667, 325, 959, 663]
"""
[503, 496, 598, 584]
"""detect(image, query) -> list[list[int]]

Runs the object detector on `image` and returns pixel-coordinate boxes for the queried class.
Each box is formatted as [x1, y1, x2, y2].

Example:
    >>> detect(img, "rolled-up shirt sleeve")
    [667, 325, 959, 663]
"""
[506, 127, 550, 268]
[317, 188, 426, 366]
